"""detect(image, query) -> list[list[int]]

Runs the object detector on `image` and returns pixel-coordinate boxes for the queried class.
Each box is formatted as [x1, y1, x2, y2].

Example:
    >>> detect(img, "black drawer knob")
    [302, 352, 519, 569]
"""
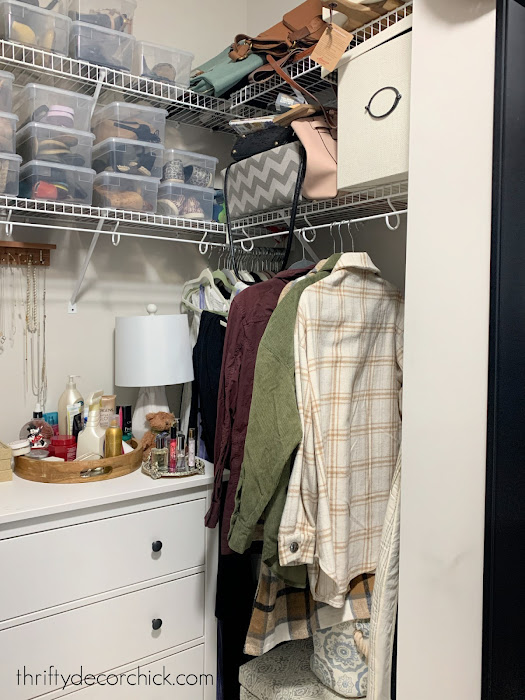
[152, 541, 163, 552]
[152, 618, 163, 631]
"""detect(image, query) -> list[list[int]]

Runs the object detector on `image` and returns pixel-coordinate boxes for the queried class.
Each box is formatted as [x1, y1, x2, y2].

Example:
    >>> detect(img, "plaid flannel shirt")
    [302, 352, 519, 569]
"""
[278, 253, 404, 607]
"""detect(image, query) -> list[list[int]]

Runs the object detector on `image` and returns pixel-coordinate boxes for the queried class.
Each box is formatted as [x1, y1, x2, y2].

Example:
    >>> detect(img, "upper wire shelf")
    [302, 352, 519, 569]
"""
[0, 40, 266, 133]
[229, 0, 413, 110]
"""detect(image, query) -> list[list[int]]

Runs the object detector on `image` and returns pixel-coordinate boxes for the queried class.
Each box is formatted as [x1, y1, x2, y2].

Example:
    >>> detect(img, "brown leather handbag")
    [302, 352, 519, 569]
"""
[229, 0, 327, 61]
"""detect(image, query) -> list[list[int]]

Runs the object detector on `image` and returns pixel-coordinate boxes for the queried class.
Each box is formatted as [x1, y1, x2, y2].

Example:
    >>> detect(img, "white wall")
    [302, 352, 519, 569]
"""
[0, 0, 238, 443]
[246, 0, 297, 36]
[398, 2, 495, 699]
[134, 0, 247, 67]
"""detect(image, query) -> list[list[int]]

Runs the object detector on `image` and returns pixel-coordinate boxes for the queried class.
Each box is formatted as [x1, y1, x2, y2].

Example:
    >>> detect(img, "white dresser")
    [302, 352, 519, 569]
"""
[0, 463, 217, 700]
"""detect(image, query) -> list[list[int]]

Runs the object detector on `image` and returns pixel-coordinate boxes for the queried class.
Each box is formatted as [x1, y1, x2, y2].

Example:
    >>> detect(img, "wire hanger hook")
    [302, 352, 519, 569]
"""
[240, 228, 254, 252]
[302, 226, 316, 243]
[111, 221, 120, 246]
[199, 230, 210, 255]
[385, 197, 401, 231]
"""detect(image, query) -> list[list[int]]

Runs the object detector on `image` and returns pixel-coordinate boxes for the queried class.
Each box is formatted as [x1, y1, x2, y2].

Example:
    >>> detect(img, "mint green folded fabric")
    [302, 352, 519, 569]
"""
[190, 47, 264, 97]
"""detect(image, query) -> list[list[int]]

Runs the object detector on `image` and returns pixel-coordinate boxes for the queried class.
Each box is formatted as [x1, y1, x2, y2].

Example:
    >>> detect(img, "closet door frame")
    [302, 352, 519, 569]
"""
[483, 0, 525, 698]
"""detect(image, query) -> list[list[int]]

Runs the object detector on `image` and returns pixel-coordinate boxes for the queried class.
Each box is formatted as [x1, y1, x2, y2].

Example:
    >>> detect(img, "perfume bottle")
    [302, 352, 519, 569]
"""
[151, 433, 168, 473]
[187, 428, 196, 469]
[176, 433, 187, 473]
[169, 425, 178, 473]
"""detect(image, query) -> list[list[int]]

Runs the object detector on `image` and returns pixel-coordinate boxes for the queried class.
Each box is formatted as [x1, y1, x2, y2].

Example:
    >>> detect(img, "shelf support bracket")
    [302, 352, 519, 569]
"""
[69, 218, 107, 311]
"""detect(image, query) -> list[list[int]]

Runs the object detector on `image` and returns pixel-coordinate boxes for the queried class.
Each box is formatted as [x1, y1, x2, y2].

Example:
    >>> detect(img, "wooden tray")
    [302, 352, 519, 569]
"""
[14, 443, 143, 484]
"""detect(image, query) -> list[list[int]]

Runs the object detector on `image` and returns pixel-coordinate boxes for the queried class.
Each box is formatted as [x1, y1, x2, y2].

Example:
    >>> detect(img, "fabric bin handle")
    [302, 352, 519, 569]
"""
[365, 86, 402, 119]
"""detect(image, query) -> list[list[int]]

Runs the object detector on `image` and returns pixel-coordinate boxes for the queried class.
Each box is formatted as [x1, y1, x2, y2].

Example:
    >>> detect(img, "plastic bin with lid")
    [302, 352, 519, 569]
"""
[0, 152, 21, 195]
[70, 20, 135, 72]
[19, 160, 95, 204]
[157, 182, 214, 221]
[93, 171, 158, 212]
[17, 122, 95, 168]
[92, 137, 164, 178]
[92, 101, 167, 146]
[162, 148, 217, 188]
[14, 84, 95, 132]
[0, 111, 17, 154]
[69, 0, 136, 34]
[0, 70, 14, 113]
[133, 41, 194, 88]
[0, 0, 71, 55]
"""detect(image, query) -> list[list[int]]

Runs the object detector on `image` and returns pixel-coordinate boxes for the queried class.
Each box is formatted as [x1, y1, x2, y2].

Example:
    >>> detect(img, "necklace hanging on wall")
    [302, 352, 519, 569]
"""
[24, 257, 47, 405]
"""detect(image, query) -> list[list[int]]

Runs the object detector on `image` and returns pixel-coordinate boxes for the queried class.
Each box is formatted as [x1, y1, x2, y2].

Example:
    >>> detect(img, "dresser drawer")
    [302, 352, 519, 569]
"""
[73, 645, 206, 699]
[0, 573, 204, 700]
[0, 499, 206, 622]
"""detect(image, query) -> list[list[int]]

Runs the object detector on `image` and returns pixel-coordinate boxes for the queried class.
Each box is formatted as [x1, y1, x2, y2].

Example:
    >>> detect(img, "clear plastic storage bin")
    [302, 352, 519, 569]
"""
[92, 101, 167, 146]
[93, 171, 158, 212]
[157, 182, 214, 221]
[0, 111, 18, 153]
[133, 41, 194, 87]
[70, 20, 135, 71]
[19, 160, 95, 204]
[162, 148, 218, 188]
[14, 84, 95, 132]
[92, 137, 164, 178]
[0, 152, 21, 195]
[0, 0, 71, 55]
[0, 70, 14, 113]
[17, 123, 95, 168]
[69, 0, 136, 34]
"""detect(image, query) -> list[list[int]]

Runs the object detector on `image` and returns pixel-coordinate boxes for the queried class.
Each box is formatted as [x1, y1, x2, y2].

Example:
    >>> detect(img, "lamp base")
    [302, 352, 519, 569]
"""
[132, 386, 169, 441]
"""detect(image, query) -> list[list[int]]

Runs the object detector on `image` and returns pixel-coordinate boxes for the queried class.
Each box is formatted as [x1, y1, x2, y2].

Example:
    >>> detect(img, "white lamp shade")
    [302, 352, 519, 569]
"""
[115, 312, 194, 387]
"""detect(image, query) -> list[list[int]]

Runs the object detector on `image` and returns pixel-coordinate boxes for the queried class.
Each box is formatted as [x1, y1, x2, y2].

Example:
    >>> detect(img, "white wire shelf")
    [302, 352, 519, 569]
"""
[0, 40, 266, 133]
[230, 181, 409, 232]
[0, 181, 408, 248]
[0, 195, 228, 242]
[229, 1, 413, 110]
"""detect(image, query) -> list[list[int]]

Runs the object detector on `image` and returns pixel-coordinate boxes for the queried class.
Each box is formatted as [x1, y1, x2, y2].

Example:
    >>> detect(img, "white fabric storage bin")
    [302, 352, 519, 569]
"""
[337, 30, 412, 191]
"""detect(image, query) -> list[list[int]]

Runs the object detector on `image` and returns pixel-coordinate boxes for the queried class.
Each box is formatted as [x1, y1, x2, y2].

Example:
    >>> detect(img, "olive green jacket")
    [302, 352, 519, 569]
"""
[228, 255, 341, 587]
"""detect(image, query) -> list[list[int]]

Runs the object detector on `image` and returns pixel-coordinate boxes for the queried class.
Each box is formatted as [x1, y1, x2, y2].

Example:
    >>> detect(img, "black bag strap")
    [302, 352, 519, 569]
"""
[224, 144, 306, 279]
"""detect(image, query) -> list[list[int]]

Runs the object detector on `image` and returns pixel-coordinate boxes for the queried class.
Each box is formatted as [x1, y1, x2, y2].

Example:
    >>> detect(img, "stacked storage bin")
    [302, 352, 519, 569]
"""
[69, 0, 136, 71]
[132, 41, 194, 88]
[0, 0, 71, 55]
[14, 84, 96, 204]
[0, 71, 20, 196]
[91, 101, 166, 212]
[157, 148, 218, 220]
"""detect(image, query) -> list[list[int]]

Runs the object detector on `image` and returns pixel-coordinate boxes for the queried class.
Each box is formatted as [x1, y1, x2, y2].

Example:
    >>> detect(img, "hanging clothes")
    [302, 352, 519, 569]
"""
[227, 254, 342, 586]
[205, 266, 314, 554]
[367, 448, 401, 700]
[278, 253, 404, 607]
[245, 563, 375, 657]
[180, 281, 229, 436]
[188, 310, 226, 460]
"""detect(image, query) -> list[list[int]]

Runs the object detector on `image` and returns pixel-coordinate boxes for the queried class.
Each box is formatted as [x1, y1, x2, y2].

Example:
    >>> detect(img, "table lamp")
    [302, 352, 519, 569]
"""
[115, 304, 194, 441]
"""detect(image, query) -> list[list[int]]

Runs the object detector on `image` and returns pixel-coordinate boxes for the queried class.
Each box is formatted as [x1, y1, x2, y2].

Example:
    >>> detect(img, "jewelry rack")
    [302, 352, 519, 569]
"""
[0, 240, 56, 266]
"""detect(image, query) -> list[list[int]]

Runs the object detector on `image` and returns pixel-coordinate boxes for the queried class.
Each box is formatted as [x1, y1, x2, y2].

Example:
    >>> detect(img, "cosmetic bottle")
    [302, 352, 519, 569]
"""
[151, 433, 168, 473]
[187, 428, 196, 469]
[58, 375, 84, 435]
[43, 412, 59, 436]
[176, 433, 187, 473]
[169, 425, 177, 473]
[104, 415, 123, 458]
[100, 395, 117, 430]
[76, 392, 105, 459]
[19, 404, 54, 451]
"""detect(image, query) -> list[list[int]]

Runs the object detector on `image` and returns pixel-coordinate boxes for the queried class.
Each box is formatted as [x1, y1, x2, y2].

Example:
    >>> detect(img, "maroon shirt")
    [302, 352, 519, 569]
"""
[205, 267, 313, 554]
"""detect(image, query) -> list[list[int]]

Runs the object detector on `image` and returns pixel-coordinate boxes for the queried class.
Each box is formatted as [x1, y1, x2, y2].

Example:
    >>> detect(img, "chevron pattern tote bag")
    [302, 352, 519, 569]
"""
[223, 141, 304, 220]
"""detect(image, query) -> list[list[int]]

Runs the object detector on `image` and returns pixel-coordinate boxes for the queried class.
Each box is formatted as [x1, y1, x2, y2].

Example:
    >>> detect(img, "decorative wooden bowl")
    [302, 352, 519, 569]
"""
[14, 442, 143, 484]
